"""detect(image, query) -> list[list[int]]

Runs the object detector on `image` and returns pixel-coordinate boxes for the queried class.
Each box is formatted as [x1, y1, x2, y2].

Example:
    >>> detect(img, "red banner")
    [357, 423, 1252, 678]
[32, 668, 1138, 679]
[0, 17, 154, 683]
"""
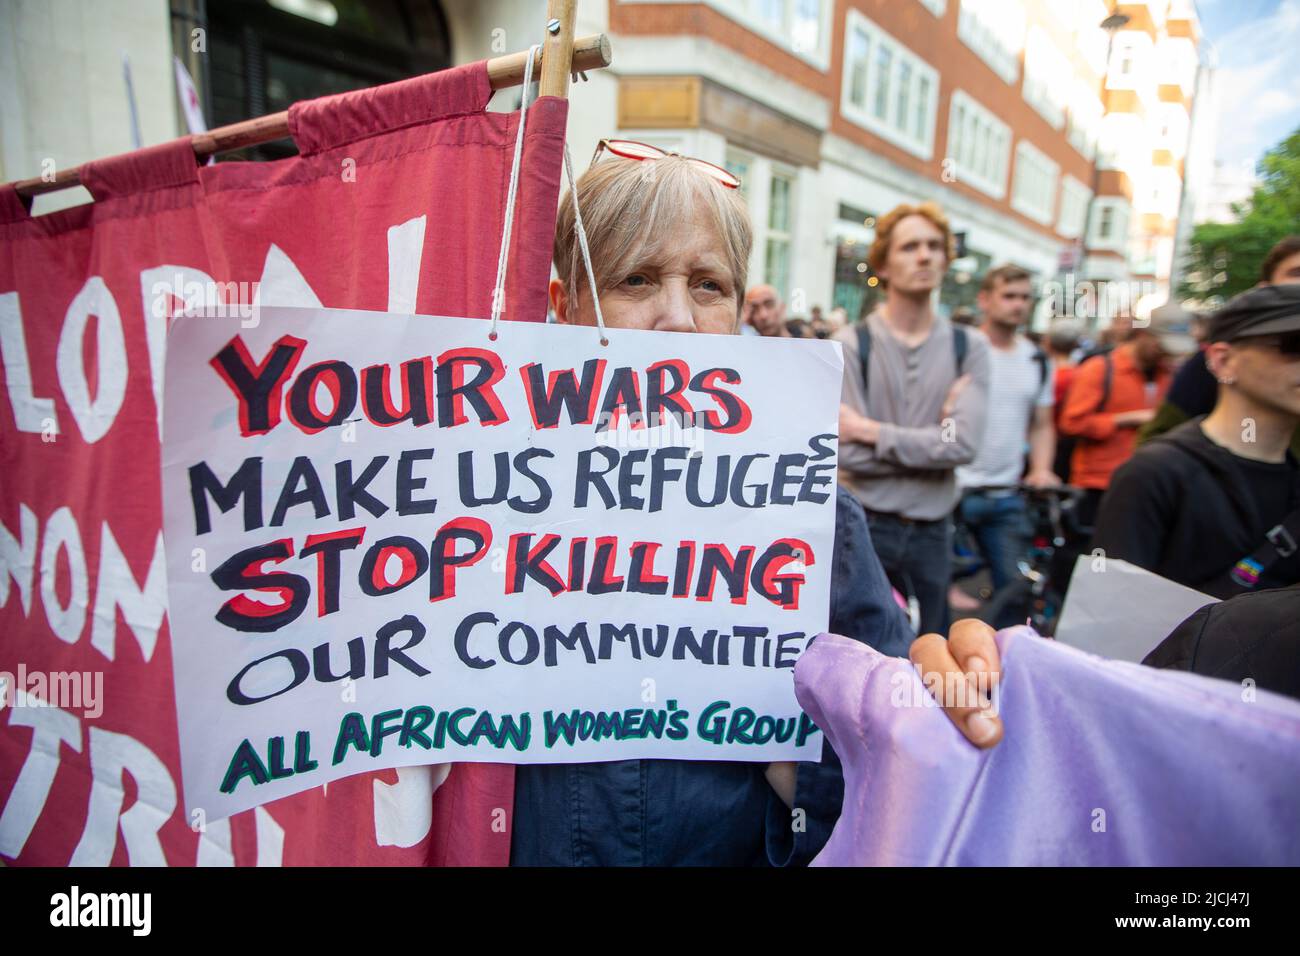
[0, 61, 567, 865]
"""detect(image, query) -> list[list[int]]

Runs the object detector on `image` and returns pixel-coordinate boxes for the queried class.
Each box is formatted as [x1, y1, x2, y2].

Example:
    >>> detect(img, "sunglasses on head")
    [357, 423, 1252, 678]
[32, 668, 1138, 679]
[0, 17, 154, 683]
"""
[590, 138, 742, 189]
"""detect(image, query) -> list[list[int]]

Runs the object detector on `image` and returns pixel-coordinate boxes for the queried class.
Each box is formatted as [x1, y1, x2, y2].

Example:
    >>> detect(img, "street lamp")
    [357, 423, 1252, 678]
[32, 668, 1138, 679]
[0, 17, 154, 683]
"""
[1100, 12, 1131, 32]
[1078, 9, 1132, 328]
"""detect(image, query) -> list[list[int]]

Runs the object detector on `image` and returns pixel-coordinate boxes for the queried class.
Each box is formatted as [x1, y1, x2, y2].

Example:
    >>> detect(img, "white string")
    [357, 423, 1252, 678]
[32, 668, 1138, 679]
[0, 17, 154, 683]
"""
[489, 43, 539, 340]
[563, 141, 608, 345]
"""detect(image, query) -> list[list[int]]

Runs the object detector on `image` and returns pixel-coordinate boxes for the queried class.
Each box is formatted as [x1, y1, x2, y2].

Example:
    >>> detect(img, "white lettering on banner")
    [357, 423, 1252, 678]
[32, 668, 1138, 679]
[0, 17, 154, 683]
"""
[254, 244, 324, 309]
[4, 221, 415, 451]
[194, 808, 284, 866]
[90, 526, 167, 663]
[161, 306, 842, 822]
[56, 277, 128, 444]
[0, 291, 58, 435]
[195, 817, 234, 866]
[70, 726, 176, 866]
[0, 503, 37, 615]
[140, 265, 219, 436]
[386, 217, 426, 315]
[2, 223, 438, 864]
[373, 763, 446, 848]
[4, 505, 166, 664]
[39, 507, 88, 645]
[1, 691, 289, 865]
[253, 805, 285, 866]
[0, 691, 82, 858]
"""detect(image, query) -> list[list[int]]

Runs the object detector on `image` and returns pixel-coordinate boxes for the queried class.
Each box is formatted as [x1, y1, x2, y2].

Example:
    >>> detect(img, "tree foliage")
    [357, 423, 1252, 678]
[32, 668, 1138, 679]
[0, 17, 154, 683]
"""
[1179, 126, 1300, 302]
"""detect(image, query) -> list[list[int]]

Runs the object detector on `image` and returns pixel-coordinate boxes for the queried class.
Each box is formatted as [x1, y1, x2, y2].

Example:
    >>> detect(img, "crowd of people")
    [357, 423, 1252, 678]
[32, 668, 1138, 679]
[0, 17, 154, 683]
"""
[741, 205, 1300, 654]
[533, 140, 1299, 866]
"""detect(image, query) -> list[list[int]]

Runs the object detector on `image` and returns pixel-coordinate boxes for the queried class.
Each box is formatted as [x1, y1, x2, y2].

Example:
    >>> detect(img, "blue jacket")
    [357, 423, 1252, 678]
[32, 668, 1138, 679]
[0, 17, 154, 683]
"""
[510, 487, 912, 866]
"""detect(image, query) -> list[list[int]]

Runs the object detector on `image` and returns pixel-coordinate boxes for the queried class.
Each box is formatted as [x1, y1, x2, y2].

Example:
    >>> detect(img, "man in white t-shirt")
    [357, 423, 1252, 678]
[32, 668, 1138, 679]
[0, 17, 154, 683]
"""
[956, 265, 1059, 596]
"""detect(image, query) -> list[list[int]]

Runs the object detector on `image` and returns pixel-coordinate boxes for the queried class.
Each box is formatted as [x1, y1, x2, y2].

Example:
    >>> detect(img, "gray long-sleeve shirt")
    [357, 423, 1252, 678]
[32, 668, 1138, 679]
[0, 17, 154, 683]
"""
[834, 311, 990, 520]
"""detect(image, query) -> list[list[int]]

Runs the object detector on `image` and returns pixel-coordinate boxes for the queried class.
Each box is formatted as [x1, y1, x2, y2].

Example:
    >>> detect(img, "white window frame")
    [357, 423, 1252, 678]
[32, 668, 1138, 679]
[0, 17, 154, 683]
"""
[946, 89, 1010, 199]
[917, 0, 947, 16]
[958, 0, 1025, 85]
[1087, 197, 1130, 252]
[622, 0, 833, 70]
[1112, 35, 1137, 82]
[1011, 140, 1059, 225]
[840, 9, 940, 160]
[1106, 31, 1153, 92]
[764, 165, 797, 300]
[1057, 175, 1092, 239]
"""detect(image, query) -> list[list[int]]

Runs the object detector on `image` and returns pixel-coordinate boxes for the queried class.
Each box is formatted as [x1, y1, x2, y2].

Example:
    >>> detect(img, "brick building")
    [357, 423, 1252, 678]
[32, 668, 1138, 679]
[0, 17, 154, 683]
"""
[559, 0, 1202, 325]
[1092, 1, 1202, 304]
[2, 0, 1201, 325]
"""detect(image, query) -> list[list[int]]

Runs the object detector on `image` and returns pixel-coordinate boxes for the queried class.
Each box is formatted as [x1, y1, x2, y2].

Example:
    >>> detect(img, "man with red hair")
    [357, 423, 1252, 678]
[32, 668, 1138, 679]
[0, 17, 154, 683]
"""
[835, 202, 990, 635]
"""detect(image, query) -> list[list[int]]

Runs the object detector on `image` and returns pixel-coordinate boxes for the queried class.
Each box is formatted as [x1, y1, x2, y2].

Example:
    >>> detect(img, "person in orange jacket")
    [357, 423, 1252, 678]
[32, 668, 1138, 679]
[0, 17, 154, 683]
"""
[1058, 314, 1186, 528]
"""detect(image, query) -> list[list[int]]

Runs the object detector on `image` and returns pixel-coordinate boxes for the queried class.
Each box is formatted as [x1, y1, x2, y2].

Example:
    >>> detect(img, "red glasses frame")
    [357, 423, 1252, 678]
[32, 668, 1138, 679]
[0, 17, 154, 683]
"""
[589, 138, 742, 189]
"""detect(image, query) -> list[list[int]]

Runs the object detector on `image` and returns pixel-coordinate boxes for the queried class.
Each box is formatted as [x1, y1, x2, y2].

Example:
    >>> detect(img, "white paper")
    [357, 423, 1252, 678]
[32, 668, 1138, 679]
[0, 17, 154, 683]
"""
[161, 306, 842, 821]
[1055, 555, 1219, 663]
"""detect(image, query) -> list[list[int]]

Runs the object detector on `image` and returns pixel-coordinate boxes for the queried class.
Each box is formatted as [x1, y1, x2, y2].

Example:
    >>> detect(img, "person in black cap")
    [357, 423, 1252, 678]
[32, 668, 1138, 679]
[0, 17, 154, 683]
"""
[1138, 234, 1300, 454]
[1092, 283, 1300, 597]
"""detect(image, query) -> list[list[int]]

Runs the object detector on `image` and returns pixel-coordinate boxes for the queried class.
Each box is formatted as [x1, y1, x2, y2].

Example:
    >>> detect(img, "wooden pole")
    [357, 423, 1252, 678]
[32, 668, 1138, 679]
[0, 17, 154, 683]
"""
[10, 32, 611, 200]
[539, 0, 579, 99]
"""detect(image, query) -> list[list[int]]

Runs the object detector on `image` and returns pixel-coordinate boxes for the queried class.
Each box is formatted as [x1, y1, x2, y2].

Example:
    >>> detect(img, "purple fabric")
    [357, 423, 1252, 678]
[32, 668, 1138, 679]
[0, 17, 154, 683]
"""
[797, 627, 1300, 866]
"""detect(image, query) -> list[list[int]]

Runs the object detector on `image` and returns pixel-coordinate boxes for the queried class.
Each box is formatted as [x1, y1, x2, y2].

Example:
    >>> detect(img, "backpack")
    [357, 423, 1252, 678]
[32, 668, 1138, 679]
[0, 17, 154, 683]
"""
[1031, 347, 1049, 393]
[854, 323, 1046, 425]
[855, 322, 968, 395]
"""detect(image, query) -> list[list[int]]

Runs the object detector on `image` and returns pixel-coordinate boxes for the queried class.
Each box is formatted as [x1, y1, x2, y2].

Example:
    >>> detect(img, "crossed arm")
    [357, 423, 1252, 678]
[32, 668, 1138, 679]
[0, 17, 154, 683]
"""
[837, 335, 991, 474]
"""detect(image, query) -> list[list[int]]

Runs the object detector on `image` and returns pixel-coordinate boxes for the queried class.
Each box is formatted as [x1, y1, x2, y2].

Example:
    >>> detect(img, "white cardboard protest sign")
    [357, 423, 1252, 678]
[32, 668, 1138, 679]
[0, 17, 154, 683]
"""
[1055, 555, 1218, 663]
[162, 306, 842, 820]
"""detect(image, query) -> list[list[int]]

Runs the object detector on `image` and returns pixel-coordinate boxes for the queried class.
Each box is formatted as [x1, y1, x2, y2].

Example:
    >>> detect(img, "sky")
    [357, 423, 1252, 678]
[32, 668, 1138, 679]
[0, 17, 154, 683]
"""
[1197, 0, 1300, 177]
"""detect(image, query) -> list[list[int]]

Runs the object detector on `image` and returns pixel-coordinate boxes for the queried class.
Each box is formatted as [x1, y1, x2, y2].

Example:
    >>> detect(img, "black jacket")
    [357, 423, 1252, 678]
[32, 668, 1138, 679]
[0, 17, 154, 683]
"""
[1143, 585, 1300, 700]
[1093, 418, 1300, 598]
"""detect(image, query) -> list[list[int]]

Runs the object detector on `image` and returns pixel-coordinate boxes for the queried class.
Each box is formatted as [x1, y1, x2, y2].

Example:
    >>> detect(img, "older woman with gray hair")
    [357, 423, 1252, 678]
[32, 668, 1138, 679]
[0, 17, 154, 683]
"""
[509, 142, 1001, 866]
